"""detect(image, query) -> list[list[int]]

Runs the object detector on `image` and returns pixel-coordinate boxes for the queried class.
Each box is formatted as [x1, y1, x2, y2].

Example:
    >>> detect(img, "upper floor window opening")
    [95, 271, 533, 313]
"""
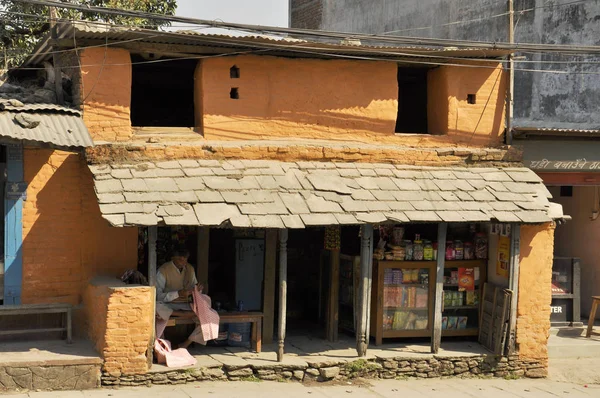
[130, 55, 198, 128]
[395, 67, 428, 134]
[230, 65, 240, 79]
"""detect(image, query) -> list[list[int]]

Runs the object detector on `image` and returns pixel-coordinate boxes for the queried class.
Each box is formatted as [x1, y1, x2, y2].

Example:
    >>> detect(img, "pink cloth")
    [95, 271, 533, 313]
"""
[190, 286, 220, 342]
[154, 339, 196, 368]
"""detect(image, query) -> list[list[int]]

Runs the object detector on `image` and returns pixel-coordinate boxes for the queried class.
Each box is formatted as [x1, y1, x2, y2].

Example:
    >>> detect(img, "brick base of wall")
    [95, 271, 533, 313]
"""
[101, 355, 546, 386]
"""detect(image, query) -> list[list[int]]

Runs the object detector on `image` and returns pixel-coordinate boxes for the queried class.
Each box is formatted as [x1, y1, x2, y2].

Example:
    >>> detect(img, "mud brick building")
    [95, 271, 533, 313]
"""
[0, 20, 564, 389]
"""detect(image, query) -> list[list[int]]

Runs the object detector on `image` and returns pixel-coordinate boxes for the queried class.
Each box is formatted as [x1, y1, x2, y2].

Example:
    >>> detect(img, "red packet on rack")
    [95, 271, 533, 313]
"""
[458, 268, 475, 292]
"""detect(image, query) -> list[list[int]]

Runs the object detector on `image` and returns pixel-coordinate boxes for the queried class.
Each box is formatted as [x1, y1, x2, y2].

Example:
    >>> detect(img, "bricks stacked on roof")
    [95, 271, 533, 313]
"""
[89, 160, 559, 228]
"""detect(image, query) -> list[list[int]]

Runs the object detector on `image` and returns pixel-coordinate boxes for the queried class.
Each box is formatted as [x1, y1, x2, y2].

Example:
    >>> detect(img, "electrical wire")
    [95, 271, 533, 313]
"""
[3, 8, 600, 67]
[381, 0, 593, 35]
[12, 0, 600, 55]
[1, 8, 600, 75]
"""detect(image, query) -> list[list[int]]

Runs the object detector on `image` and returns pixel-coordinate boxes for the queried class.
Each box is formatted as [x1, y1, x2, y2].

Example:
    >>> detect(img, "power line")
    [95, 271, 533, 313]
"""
[381, 0, 592, 35]
[12, 0, 600, 55]
[3, 9, 600, 68]
[2, 10, 600, 75]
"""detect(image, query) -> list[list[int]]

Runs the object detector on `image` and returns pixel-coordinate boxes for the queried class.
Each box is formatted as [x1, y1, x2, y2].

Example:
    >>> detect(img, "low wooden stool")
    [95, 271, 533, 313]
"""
[586, 296, 600, 338]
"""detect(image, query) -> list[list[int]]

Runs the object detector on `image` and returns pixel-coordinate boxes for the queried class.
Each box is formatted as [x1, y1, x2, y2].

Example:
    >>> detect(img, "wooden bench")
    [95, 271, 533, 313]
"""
[586, 296, 600, 338]
[167, 311, 263, 352]
[0, 303, 72, 343]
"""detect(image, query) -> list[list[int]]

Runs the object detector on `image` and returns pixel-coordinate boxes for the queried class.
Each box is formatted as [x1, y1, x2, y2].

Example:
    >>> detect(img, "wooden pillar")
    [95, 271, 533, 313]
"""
[263, 229, 277, 344]
[277, 228, 288, 362]
[431, 223, 447, 354]
[147, 226, 158, 367]
[507, 224, 521, 354]
[356, 224, 373, 357]
[326, 249, 340, 342]
[196, 227, 210, 293]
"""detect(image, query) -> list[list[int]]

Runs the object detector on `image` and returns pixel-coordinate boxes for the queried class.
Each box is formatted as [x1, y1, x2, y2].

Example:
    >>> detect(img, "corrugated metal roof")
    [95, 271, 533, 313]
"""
[25, 21, 510, 66]
[513, 127, 600, 137]
[88, 160, 563, 228]
[0, 110, 92, 148]
[0, 99, 81, 115]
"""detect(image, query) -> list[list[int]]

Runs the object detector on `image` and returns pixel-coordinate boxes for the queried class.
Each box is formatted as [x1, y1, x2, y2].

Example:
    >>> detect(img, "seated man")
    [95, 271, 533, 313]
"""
[156, 247, 197, 307]
[156, 247, 205, 349]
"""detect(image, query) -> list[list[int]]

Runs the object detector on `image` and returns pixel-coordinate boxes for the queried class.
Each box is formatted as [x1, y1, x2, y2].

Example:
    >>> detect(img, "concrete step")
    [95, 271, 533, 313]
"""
[548, 326, 600, 358]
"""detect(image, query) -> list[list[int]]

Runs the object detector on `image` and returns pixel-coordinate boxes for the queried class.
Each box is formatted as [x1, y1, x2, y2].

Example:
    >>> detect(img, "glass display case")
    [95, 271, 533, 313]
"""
[552, 260, 574, 295]
[551, 257, 581, 326]
[371, 261, 435, 344]
[442, 260, 486, 336]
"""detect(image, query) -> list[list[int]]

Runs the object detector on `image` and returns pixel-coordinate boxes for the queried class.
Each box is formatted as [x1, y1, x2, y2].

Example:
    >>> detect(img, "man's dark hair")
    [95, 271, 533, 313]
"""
[171, 245, 190, 258]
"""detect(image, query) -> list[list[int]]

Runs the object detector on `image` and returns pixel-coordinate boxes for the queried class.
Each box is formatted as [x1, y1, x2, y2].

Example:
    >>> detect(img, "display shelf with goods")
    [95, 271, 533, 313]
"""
[370, 223, 490, 345]
[371, 260, 436, 344]
[442, 260, 487, 337]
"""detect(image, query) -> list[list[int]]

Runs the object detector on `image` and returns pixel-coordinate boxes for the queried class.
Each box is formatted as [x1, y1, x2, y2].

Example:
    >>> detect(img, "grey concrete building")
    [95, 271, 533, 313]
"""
[290, 0, 600, 131]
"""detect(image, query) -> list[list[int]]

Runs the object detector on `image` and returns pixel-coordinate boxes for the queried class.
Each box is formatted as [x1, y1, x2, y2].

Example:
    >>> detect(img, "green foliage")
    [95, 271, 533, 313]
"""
[239, 375, 261, 382]
[0, 0, 177, 68]
[344, 359, 380, 378]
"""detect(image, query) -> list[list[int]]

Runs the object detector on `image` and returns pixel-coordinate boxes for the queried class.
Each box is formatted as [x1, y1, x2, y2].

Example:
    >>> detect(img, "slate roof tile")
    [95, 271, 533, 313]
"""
[90, 160, 562, 227]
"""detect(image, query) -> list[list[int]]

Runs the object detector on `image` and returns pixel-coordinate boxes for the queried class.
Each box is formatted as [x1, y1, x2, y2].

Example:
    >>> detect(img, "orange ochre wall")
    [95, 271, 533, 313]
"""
[84, 280, 152, 375]
[428, 63, 506, 146]
[517, 222, 555, 363]
[200, 55, 398, 140]
[79, 48, 506, 148]
[80, 47, 132, 142]
[22, 148, 138, 305]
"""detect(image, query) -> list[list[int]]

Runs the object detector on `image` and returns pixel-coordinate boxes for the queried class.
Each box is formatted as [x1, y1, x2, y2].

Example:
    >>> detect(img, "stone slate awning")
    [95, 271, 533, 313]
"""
[89, 160, 563, 228]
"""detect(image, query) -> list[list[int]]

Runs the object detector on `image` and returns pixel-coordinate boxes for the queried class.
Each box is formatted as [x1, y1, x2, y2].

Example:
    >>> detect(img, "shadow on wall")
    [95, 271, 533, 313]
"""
[200, 56, 399, 140]
[443, 65, 507, 147]
[20, 149, 138, 307]
[200, 56, 507, 147]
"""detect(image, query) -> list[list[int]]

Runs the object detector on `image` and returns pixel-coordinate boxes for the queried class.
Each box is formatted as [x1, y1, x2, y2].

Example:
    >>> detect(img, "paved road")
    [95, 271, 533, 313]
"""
[4, 379, 600, 398]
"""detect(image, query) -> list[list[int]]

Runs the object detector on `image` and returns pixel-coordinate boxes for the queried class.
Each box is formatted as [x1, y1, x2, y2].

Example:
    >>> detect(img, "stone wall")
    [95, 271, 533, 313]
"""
[84, 278, 153, 376]
[101, 354, 547, 387]
[86, 141, 520, 167]
[0, 364, 100, 391]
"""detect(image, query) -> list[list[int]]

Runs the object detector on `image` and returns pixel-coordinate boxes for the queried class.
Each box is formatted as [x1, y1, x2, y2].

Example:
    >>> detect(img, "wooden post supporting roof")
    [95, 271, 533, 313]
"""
[432, 223, 447, 354]
[356, 224, 373, 357]
[197, 227, 210, 293]
[147, 226, 158, 367]
[263, 229, 277, 344]
[507, 224, 521, 354]
[326, 249, 340, 342]
[277, 229, 288, 362]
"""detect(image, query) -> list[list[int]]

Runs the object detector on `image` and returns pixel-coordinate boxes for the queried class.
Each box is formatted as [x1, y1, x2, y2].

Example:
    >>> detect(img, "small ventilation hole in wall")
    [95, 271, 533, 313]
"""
[230, 65, 240, 78]
[467, 94, 476, 104]
[230, 87, 239, 99]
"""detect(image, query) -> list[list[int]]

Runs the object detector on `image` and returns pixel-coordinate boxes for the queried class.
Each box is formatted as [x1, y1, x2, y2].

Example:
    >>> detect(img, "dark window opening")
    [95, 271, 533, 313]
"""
[230, 87, 239, 99]
[230, 65, 240, 78]
[395, 67, 428, 134]
[130, 55, 197, 127]
[560, 186, 573, 197]
[467, 94, 477, 104]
